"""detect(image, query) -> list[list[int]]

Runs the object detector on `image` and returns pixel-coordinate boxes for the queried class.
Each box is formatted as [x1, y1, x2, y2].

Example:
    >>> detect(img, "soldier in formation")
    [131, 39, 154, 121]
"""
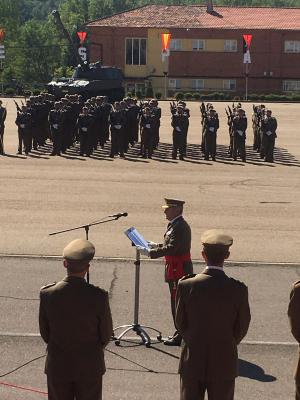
[253, 105, 278, 163]
[109, 102, 126, 158]
[170, 102, 189, 160]
[226, 103, 247, 162]
[0, 99, 7, 155]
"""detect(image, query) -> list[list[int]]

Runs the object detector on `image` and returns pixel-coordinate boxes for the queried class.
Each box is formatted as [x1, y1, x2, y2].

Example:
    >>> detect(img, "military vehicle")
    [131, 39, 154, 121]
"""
[47, 10, 125, 101]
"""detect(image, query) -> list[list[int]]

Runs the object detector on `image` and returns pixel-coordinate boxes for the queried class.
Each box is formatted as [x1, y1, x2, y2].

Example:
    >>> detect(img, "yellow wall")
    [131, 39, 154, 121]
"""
[149, 77, 229, 92]
[147, 28, 170, 76]
[170, 39, 236, 52]
[124, 65, 148, 78]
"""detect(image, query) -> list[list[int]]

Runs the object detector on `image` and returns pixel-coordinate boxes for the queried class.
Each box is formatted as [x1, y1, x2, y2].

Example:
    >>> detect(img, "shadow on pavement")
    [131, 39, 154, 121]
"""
[7, 139, 300, 167]
[238, 358, 276, 382]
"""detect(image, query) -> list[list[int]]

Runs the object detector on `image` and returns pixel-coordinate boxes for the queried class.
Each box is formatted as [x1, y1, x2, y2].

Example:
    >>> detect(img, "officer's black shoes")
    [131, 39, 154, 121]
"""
[120, 154, 125, 158]
[164, 335, 182, 346]
[109, 154, 114, 158]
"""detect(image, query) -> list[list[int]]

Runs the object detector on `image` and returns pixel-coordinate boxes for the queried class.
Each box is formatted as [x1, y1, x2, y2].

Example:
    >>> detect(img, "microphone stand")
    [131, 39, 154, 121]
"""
[49, 214, 124, 283]
[113, 248, 162, 347]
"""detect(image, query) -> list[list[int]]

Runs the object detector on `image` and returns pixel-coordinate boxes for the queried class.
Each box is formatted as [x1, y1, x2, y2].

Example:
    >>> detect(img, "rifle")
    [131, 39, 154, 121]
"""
[14, 100, 22, 112]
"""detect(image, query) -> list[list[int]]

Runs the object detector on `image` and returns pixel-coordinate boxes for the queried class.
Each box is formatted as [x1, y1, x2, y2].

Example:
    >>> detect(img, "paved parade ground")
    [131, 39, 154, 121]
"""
[1, 98, 300, 399]
[0, 257, 300, 400]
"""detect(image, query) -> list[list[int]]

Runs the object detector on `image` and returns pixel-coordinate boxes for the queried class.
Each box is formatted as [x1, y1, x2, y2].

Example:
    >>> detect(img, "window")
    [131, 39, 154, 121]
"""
[192, 79, 204, 90]
[170, 39, 182, 51]
[284, 41, 300, 53]
[224, 40, 237, 52]
[223, 79, 236, 90]
[192, 39, 205, 51]
[169, 79, 181, 89]
[125, 38, 147, 65]
[283, 80, 300, 91]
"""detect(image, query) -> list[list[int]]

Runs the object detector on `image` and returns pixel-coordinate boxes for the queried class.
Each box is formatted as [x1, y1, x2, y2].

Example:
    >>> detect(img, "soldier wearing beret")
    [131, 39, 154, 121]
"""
[288, 280, 300, 399]
[176, 230, 251, 400]
[39, 239, 113, 400]
[142, 198, 193, 346]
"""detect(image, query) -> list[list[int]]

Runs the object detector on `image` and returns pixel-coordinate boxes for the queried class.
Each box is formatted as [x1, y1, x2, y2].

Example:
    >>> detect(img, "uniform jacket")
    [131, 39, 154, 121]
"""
[149, 216, 193, 280]
[172, 114, 189, 135]
[288, 281, 300, 380]
[175, 269, 251, 381]
[39, 276, 113, 380]
[261, 116, 277, 135]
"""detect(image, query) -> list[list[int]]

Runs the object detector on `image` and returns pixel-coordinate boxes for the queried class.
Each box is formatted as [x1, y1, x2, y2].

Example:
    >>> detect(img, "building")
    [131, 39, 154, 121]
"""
[86, 2, 300, 96]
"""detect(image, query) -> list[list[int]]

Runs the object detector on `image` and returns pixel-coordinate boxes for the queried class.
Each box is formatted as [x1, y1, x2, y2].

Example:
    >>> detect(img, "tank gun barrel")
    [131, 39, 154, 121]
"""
[51, 9, 86, 69]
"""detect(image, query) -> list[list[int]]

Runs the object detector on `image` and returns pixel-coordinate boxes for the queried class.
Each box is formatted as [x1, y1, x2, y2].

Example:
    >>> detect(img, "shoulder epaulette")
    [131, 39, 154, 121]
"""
[180, 274, 196, 282]
[40, 282, 56, 290]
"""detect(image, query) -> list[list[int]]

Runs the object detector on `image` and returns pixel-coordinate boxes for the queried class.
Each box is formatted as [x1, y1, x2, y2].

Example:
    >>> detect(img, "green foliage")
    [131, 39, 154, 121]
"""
[175, 92, 184, 100]
[192, 93, 201, 100]
[1, 0, 300, 86]
[184, 92, 193, 100]
[135, 90, 143, 99]
[145, 86, 153, 98]
[4, 87, 15, 95]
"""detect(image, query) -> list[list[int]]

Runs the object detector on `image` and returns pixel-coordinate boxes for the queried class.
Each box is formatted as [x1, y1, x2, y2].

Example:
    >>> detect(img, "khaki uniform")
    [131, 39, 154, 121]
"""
[39, 276, 113, 400]
[288, 280, 300, 399]
[150, 215, 193, 327]
[176, 269, 251, 400]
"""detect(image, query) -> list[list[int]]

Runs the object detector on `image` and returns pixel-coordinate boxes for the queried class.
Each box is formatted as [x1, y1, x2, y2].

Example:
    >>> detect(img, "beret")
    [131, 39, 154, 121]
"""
[63, 239, 95, 261]
[201, 229, 233, 247]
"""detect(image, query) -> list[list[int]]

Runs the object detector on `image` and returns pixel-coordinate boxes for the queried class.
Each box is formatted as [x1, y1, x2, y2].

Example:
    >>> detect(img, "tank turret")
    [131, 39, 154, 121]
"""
[47, 10, 125, 101]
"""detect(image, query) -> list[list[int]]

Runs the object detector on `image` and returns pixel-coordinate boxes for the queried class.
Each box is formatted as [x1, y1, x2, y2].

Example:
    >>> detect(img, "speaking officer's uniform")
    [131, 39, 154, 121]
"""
[149, 198, 193, 345]
[176, 230, 251, 400]
[288, 281, 300, 399]
[39, 239, 113, 400]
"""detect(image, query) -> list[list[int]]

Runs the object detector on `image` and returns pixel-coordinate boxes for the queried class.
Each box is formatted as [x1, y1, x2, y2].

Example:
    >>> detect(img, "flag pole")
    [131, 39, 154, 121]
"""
[245, 62, 249, 101]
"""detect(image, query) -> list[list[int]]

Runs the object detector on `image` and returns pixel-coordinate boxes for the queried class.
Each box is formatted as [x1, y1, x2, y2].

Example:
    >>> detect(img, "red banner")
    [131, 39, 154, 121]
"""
[243, 34, 252, 49]
[161, 33, 171, 52]
[0, 29, 5, 43]
[77, 31, 87, 44]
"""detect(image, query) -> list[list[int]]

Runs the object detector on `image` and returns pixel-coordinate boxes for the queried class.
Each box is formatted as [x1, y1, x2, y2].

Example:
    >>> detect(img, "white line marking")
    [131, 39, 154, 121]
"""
[0, 333, 298, 346]
[0, 254, 299, 266]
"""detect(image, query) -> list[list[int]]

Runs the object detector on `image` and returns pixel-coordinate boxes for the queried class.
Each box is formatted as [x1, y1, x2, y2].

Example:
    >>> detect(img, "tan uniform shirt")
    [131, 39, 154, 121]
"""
[39, 276, 113, 380]
[288, 281, 300, 380]
[175, 269, 251, 381]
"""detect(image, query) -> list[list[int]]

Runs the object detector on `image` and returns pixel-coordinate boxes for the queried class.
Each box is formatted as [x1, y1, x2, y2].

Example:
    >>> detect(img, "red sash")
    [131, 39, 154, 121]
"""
[165, 253, 191, 281]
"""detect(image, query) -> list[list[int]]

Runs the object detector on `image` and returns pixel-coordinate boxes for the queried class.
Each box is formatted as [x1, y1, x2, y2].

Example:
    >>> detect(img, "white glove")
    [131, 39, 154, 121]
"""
[136, 246, 150, 257]
[147, 241, 159, 249]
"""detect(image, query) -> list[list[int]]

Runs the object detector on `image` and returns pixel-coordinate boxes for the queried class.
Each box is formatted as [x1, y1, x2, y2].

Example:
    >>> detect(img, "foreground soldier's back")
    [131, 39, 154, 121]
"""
[176, 229, 251, 400]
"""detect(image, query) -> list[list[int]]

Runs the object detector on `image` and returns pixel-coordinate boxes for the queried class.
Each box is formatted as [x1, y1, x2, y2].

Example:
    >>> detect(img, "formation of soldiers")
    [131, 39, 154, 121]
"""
[14, 94, 163, 158]
[10, 95, 279, 163]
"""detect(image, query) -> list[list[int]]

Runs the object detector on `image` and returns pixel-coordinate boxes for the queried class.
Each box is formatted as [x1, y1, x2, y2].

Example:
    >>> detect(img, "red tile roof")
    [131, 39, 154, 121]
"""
[87, 5, 300, 31]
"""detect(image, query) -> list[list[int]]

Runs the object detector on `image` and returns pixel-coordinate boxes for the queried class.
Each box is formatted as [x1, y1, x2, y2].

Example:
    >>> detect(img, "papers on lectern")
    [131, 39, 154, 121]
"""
[124, 227, 150, 250]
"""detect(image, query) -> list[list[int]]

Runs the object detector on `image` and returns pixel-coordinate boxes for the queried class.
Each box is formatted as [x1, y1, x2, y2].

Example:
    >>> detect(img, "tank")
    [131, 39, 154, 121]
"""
[47, 10, 125, 101]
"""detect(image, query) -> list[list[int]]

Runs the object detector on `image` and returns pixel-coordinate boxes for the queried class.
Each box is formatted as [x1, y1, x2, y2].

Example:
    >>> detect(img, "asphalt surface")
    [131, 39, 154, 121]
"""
[1, 98, 300, 398]
[0, 99, 300, 263]
[0, 257, 299, 399]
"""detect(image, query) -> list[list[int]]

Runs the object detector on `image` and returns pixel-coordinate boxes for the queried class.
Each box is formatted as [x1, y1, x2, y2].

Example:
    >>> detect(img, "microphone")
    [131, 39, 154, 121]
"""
[109, 212, 128, 219]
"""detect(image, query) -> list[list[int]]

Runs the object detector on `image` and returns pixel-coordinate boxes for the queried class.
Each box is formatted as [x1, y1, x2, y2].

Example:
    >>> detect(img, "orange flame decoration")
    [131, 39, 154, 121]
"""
[0, 29, 5, 43]
[161, 33, 171, 52]
[77, 31, 87, 44]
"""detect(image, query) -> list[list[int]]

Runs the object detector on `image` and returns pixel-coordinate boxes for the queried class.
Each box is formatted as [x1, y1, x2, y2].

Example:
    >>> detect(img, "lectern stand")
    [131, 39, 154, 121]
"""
[113, 248, 162, 347]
